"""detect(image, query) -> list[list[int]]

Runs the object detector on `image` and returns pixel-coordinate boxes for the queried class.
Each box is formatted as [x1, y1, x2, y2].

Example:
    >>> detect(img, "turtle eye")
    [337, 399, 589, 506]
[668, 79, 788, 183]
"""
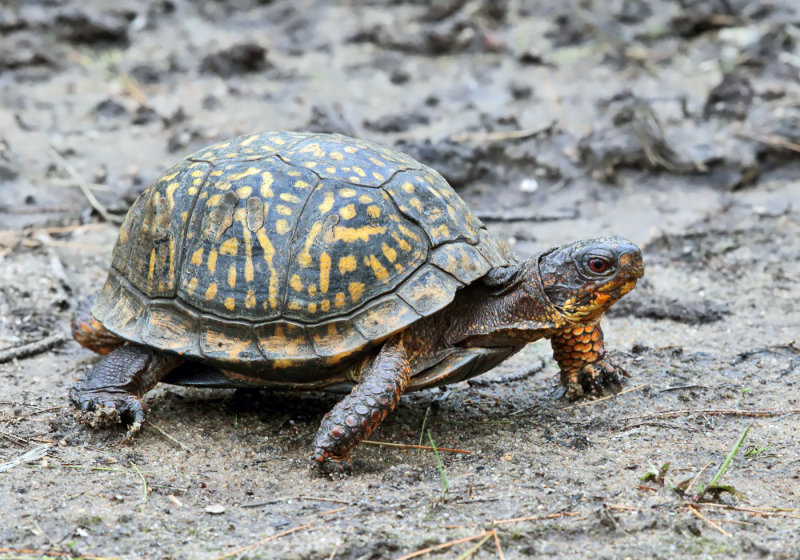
[588, 257, 610, 274]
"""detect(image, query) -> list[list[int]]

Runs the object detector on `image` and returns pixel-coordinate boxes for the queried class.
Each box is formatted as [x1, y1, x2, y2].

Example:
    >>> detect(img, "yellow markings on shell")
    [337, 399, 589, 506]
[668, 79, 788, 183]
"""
[308, 283, 317, 297]
[276, 219, 291, 234]
[166, 182, 180, 210]
[373, 171, 385, 181]
[290, 274, 303, 292]
[231, 207, 255, 284]
[240, 134, 259, 147]
[432, 224, 450, 238]
[280, 192, 301, 204]
[318, 192, 334, 214]
[297, 221, 322, 268]
[334, 225, 386, 243]
[287, 170, 301, 177]
[270, 136, 286, 145]
[447, 204, 457, 221]
[401, 182, 415, 193]
[368, 156, 386, 167]
[186, 277, 198, 295]
[295, 180, 310, 189]
[287, 301, 302, 311]
[236, 186, 252, 198]
[276, 205, 292, 216]
[319, 252, 331, 293]
[368, 255, 389, 283]
[349, 176, 361, 183]
[205, 283, 218, 300]
[426, 185, 443, 199]
[245, 290, 256, 309]
[261, 172, 274, 197]
[359, 194, 372, 203]
[339, 204, 356, 220]
[168, 239, 176, 287]
[256, 229, 278, 309]
[148, 248, 156, 281]
[191, 247, 204, 266]
[367, 205, 381, 219]
[397, 224, 420, 242]
[326, 166, 337, 174]
[304, 161, 317, 168]
[210, 169, 224, 177]
[391, 233, 412, 251]
[330, 151, 344, 160]
[299, 142, 325, 158]
[339, 188, 357, 198]
[181, 211, 188, 223]
[409, 198, 423, 213]
[188, 186, 198, 195]
[214, 181, 232, 191]
[224, 297, 235, 310]
[382, 243, 397, 263]
[228, 264, 237, 288]
[220, 237, 239, 256]
[229, 167, 260, 182]
[339, 255, 357, 274]
[307, 302, 317, 314]
[208, 249, 218, 273]
[349, 282, 365, 302]
[424, 174, 435, 184]
[344, 146, 357, 154]
[335, 292, 346, 308]
[352, 166, 366, 178]
[164, 170, 182, 181]
[394, 263, 405, 273]
[207, 193, 222, 207]
[320, 299, 331, 312]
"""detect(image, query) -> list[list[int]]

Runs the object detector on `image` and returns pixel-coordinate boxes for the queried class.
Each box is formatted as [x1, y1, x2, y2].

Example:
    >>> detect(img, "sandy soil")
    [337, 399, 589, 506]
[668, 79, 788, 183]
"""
[1, 1, 798, 558]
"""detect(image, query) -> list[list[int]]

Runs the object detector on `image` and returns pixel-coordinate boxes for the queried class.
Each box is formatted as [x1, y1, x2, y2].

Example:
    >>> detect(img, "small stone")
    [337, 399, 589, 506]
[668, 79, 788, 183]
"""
[205, 504, 226, 514]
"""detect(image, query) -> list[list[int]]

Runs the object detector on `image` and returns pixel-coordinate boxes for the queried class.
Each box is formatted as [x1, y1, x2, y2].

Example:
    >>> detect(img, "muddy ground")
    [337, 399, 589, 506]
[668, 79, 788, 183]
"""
[1, 1, 799, 558]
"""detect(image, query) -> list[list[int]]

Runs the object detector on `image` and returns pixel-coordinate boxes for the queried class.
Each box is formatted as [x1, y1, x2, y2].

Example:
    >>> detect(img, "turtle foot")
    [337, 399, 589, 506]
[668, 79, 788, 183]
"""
[70, 384, 145, 437]
[563, 357, 627, 401]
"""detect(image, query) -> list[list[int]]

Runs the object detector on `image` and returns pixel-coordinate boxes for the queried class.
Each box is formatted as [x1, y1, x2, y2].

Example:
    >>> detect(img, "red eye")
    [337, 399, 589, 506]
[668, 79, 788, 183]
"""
[588, 258, 609, 273]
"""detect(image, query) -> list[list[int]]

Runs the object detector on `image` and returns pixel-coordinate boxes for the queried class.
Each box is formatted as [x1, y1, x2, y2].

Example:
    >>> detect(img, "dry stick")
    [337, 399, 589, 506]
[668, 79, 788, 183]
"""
[0, 549, 116, 560]
[0, 333, 69, 364]
[210, 523, 312, 560]
[395, 531, 493, 560]
[299, 495, 352, 505]
[362, 439, 471, 454]
[738, 131, 800, 154]
[696, 503, 800, 519]
[48, 146, 122, 224]
[319, 506, 347, 516]
[619, 408, 800, 422]
[492, 512, 584, 525]
[567, 384, 645, 409]
[687, 504, 732, 538]
[492, 529, 506, 560]
[148, 421, 193, 453]
[450, 121, 556, 143]
[0, 428, 29, 445]
[454, 533, 493, 560]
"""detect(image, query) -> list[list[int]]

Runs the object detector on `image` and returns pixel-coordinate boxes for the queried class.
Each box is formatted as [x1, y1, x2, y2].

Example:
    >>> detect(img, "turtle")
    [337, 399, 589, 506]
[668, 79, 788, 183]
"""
[69, 131, 644, 472]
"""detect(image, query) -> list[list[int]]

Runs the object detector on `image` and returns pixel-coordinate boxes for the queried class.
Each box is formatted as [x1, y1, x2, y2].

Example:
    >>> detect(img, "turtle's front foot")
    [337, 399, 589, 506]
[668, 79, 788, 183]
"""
[311, 446, 354, 475]
[560, 357, 626, 401]
[70, 384, 146, 437]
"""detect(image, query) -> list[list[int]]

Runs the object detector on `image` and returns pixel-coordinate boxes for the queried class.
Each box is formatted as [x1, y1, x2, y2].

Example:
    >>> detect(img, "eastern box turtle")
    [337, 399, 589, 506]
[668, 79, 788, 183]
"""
[70, 131, 644, 472]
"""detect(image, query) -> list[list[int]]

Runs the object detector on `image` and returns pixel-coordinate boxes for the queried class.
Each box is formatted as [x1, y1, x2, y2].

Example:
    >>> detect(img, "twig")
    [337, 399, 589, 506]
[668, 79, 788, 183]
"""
[319, 506, 347, 516]
[0, 548, 117, 560]
[48, 146, 122, 224]
[130, 462, 148, 514]
[395, 531, 493, 560]
[619, 408, 800, 422]
[149, 421, 193, 453]
[737, 131, 800, 154]
[450, 121, 556, 143]
[567, 384, 645, 409]
[0, 333, 69, 364]
[298, 495, 352, 505]
[492, 529, 505, 560]
[210, 523, 312, 560]
[492, 512, 584, 525]
[687, 504, 731, 538]
[362, 439, 471, 454]
[454, 532, 492, 560]
[694, 503, 800, 519]
[0, 429, 29, 445]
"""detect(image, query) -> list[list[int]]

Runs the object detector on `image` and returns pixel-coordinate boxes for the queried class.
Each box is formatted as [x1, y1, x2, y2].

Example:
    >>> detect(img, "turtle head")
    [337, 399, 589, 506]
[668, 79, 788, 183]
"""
[538, 236, 644, 324]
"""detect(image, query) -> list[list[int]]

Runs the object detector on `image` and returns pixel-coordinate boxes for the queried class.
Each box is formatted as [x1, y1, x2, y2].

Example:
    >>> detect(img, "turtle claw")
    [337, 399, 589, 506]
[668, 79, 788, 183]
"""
[311, 451, 353, 476]
[70, 384, 146, 435]
[562, 358, 625, 401]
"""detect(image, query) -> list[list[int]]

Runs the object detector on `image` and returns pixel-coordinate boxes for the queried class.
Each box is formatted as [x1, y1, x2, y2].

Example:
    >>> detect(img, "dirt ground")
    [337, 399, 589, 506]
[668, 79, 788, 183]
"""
[1, 1, 799, 558]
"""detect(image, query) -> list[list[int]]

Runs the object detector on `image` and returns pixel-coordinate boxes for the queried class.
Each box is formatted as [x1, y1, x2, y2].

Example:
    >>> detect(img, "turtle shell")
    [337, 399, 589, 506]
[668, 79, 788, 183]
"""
[92, 132, 514, 377]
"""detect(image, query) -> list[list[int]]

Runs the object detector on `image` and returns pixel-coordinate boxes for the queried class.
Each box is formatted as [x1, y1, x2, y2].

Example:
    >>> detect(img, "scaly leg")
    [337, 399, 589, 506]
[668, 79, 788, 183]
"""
[312, 334, 410, 473]
[70, 345, 182, 436]
[550, 323, 625, 400]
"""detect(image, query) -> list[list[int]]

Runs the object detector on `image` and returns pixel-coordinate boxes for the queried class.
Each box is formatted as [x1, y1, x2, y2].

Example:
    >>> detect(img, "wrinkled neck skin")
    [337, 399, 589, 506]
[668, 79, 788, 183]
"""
[442, 256, 569, 349]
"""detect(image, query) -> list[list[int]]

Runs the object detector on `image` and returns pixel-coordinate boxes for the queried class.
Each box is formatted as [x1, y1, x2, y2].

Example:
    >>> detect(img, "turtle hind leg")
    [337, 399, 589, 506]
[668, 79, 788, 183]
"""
[71, 297, 125, 355]
[312, 334, 410, 474]
[70, 344, 182, 436]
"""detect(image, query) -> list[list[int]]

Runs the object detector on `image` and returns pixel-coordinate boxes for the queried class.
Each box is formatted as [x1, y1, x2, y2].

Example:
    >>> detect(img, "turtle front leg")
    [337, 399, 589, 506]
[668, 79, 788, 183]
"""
[550, 323, 625, 400]
[312, 334, 410, 473]
[70, 345, 182, 436]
